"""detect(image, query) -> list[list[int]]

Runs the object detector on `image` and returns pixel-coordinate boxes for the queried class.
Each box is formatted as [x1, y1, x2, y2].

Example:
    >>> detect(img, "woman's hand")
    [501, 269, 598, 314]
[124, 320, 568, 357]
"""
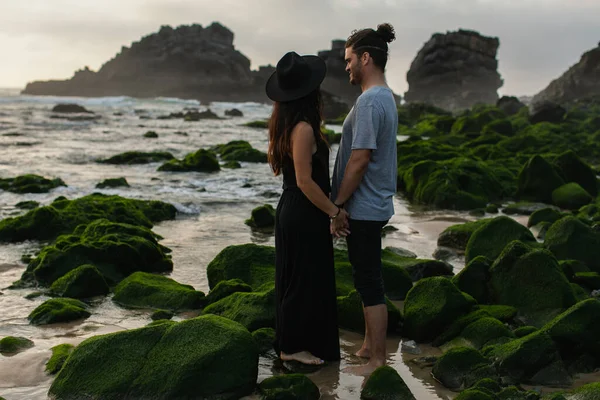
[330, 209, 351, 238]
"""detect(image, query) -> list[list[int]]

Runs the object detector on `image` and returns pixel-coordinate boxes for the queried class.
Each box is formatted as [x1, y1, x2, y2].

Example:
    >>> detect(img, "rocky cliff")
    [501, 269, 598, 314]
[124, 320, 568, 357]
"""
[532, 42, 600, 105]
[404, 29, 503, 112]
[318, 40, 361, 106]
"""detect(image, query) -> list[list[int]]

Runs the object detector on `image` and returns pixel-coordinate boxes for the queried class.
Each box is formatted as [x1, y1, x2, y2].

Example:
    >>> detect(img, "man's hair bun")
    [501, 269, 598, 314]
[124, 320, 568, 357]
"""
[376, 23, 396, 43]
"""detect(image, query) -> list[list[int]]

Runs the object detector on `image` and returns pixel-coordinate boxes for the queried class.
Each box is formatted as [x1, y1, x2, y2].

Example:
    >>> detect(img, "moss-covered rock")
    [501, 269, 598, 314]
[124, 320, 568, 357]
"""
[28, 298, 90, 325]
[483, 119, 514, 136]
[99, 151, 174, 165]
[259, 374, 320, 400]
[143, 131, 158, 138]
[382, 251, 453, 281]
[113, 272, 205, 311]
[552, 150, 598, 197]
[212, 140, 268, 163]
[433, 309, 495, 347]
[516, 155, 565, 203]
[475, 305, 518, 322]
[245, 120, 268, 128]
[150, 310, 174, 321]
[50, 264, 109, 299]
[552, 183, 592, 210]
[158, 149, 220, 172]
[563, 382, 600, 399]
[0, 336, 34, 354]
[222, 161, 241, 169]
[0, 174, 66, 194]
[452, 256, 492, 304]
[455, 389, 496, 400]
[485, 331, 560, 382]
[514, 326, 538, 338]
[527, 208, 565, 228]
[544, 216, 600, 273]
[438, 219, 491, 250]
[465, 216, 536, 263]
[21, 219, 173, 286]
[432, 347, 497, 390]
[15, 200, 40, 210]
[96, 177, 129, 189]
[49, 315, 259, 400]
[252, 327, 275, 354]
[458, 317, 514, 349]
[206, 278, 252, 305]
[573, 272, 600, 290]
[203, 284, 275, 331]
[46, 343, 75, 374]
[489, 241, 576, 326]
[360, 365, 416, 400]
[207, 244, 276, 290]
[0, 193, 177, 243]
[403, 277, 475, 342]
[337, 290, 403, 334]
[245, 204, 275, 229]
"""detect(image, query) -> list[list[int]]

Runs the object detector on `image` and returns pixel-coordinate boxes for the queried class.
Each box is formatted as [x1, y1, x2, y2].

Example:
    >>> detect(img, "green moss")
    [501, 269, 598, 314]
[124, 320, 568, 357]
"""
[337, 290, 403, 334]
[474, 305, 518, 322]
[497, 387, 540, 400]
[573, 272, 600, 290]
[0, 193, 176, 243]
[99, 151, 174, 165]
[15, 200, 39, 210]
[245, 120, 268, 128]
[0, 336, 34, 353]
[259, 374, 320, 400]
[245, 204, 275, 229]
[361, 365, 416, 400]
[455, 389, 496, 400]
[49, 315, 259, 400]
[252, 327, 275, 354]
[577, 203, 600, 224]
[0, 174, 66, 194]
[203, 285, 275, 331]
[489, 241, 576, 326]
[50, 264, 109, 299]
[113, 272, 205, 311]
[150, 309, 174, 321]
[206, 244, 276, 290]
[381, 249, 453, 281]
[485, 331, 560, 381]
[460, 317, 514, 349]
[552, 183, 593, 210]
[567, 382, 600, 399]
[514, 326, 538, 338]
[222, 161, 241, 169]
[571, 283, 590, 302]
[528, 208, 565, 227]
[21, 219, 173, 286]
[206, 278, 252, 305]
[143, 131, 158, 138]
[465, 216, 536, 263]
[438, 219, 492, 250]
[544, 216, 600, 273]
[322, 128, 342, 144]
[46, 343, 74, 374]
[413, 115, 456, 137]
[28, 298, 90, 325]
[433, 310, 494, 347]
[452, 256, 492, 303]
[483, 119, 514, 136]
[472, 378, 501, 393]
[96, 177, 129, 189]
[158, 149, 220, 172]
[552, 150, 598, 196]
[432, 347, 497, 390]
[516, 155, 565, 203]
[211, 141, 268, 163]
[403, 277, 475, 342]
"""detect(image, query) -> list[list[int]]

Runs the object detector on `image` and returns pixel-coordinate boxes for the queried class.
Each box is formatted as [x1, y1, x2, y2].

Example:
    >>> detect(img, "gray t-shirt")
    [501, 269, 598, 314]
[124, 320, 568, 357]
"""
[331, 86, 398, 221]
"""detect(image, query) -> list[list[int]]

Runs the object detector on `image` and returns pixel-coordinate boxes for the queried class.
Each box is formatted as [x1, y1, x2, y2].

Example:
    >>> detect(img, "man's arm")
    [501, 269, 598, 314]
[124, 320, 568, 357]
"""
[333, 149, 371, 206]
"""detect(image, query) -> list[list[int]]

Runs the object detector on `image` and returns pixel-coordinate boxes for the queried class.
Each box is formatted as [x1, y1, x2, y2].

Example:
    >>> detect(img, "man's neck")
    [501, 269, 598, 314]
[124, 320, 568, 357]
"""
[360, 71, 387, 93]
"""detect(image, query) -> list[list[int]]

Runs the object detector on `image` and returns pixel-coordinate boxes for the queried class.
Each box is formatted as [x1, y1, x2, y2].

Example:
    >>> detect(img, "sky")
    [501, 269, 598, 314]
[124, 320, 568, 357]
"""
[1, 0, 599, 96]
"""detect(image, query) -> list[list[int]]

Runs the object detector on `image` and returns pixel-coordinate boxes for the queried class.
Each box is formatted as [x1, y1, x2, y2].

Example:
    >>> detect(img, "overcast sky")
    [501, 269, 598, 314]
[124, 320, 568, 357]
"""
[1, 0, 599, 96]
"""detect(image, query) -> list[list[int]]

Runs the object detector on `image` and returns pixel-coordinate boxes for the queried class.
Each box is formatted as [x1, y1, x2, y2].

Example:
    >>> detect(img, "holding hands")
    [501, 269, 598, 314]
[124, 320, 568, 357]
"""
[330, 207, 351, 238]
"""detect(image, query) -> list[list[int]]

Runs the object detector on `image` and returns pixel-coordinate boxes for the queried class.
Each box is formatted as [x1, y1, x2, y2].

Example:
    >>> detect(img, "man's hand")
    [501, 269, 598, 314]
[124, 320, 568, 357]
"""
[330, 209, 350, 238]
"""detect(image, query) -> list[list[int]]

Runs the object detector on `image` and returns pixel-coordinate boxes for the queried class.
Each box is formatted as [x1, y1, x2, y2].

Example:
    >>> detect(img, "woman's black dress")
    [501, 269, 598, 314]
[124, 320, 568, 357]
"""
[274, 134, 341, 362]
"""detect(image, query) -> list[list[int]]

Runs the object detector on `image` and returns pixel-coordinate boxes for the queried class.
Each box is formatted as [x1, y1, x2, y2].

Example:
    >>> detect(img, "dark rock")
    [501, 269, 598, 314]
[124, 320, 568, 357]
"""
[552, 183, 592, 210]
[452, 256, 492, 303]
[251, 327, 275, 354]
[158, 149, 220, 172]
[28, 298, 90, 325]
[150, 310, 174, 321]
[516, 155, 565, 204]
[0, 336, 34, 354]
[438, 219, 491, 250]
[15, 201, 40, 210]
[96, 177, 130, 189]
[322, 90, 351, 120]
[545, 216, 600, 273]
[497, 96, 525, 116]
[143, 131, 158, 138]
[432, 347, 497, 390]
[50, 264, 110, 299]
[528, 101, 566, 124]
[527, 208, 565, 228]
[361, 365, 416, 400]
[52, 104, 92, 113]
[0, 174, 66, 194]
[184, 109, 221, 121]
[259, 374, 320, 400]
[245, 204, 275, 229]
[225, 108, 243, 117]
[404, 29, 503, 111]
[552, 150, 598, 197]
[385, 246, 417, 259]
[99, 151, 174, 164]
[212, 140, 267, 163]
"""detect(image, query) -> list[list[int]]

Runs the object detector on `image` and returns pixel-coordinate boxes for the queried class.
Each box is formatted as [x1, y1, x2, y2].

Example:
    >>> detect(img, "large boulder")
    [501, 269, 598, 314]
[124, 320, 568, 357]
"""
[337, 290, 403, 334]
[452, 256, 492, 304]
[403, 277, 475, 342]
[404, 29, 503, 112]
[552, 150, 598, 197]
[19, 219, 173, 287]
[432, 347, 497, 390]
[516, 155, 565, 204]
[212, 140, 267, 163]
[544, 216, 600, 273]
[0, 193, 176, 243]
[489, 241, 576, 326]
[113, 272, 206, 311]
[497, 96, 525, 116]
[245, 204, 275, 229]
[48, 315, 259, 400]
[464, 216, 536, 263]
[361, 365, 416, 400]
[528, 101, 566, 124]
[206, 244, 276, 290]
[52, 104, 92, 113]
[437, 219, 491, 250]
[49, 264, 110, 299]
[28, 298, 90, 325]
[552, 183, 593, 210]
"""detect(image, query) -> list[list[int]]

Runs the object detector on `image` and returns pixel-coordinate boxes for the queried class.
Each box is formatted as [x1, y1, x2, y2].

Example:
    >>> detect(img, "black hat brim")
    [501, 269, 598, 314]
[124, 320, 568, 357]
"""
[265, 55, 327, 102]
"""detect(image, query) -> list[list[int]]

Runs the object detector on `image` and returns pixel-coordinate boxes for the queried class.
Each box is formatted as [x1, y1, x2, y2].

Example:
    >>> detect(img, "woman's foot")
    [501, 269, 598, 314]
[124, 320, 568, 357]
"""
[280, 351, 324, 365]
[354, 347, 371, 359]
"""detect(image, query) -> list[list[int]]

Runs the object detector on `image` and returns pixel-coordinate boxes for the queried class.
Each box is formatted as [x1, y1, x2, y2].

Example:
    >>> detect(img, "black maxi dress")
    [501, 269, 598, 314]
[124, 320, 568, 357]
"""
[274, 134, 341, 362]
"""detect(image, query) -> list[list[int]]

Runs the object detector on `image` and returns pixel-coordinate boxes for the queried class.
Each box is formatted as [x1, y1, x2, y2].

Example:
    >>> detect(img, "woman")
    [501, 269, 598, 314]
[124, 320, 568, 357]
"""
[266, 52, 347, 365]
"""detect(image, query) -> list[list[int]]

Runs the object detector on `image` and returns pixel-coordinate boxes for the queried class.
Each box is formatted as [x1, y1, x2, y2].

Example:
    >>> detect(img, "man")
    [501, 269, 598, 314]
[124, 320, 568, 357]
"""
[330, 23, 398, 375]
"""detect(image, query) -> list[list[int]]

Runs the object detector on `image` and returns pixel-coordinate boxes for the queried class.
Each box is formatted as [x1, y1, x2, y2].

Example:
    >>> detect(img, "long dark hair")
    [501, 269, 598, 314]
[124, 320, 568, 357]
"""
[268, 89, 327, 176]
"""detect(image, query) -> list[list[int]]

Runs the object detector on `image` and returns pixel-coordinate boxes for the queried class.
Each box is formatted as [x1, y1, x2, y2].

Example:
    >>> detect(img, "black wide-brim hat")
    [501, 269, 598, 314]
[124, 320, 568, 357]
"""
[266, 52, 327, 102]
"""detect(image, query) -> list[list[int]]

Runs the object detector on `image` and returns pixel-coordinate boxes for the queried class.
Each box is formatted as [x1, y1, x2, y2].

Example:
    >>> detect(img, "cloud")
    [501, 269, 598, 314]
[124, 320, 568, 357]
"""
[0, 0, 599, 96]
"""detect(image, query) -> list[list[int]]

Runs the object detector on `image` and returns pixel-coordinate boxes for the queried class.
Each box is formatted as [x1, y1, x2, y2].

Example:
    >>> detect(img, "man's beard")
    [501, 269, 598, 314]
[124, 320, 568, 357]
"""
[350, 65, 362, 86]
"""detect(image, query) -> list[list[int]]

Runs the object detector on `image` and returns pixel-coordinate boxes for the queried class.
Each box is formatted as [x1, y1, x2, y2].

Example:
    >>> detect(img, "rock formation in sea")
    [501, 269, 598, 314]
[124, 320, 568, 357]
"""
[404, 29, 504, 112]
[532, 42, 600, 105]
[318, 40, 361, 107]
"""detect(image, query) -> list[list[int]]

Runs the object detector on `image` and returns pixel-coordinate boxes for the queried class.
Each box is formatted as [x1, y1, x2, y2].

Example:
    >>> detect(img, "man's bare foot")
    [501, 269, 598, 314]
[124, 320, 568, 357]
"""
[354, 348, 371, 359]
[342, 360, 384, 376]
[280, 351, 324, 365]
